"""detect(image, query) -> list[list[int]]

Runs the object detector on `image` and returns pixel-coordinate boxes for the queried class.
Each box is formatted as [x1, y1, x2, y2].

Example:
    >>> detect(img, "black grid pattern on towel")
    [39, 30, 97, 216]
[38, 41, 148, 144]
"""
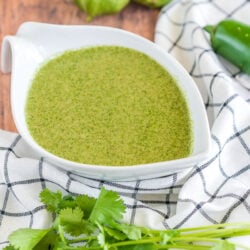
[154, 0, 250, 229]
[1, 0, 250, 247]
[0, 132, 186, 247]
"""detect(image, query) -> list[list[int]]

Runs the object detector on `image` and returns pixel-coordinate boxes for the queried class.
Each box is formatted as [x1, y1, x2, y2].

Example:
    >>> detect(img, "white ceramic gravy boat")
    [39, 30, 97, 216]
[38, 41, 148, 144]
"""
[1, 22, 211, 181]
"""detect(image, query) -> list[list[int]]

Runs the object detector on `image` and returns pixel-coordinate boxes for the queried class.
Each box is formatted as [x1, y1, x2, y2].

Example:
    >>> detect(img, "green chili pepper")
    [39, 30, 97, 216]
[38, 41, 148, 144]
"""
[134, 0, 172, 8]
[204, 19, 250, 75]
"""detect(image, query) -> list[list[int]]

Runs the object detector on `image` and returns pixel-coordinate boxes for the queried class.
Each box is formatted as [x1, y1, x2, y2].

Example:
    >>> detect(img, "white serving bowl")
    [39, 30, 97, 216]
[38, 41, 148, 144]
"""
[1, 22, 211, 181]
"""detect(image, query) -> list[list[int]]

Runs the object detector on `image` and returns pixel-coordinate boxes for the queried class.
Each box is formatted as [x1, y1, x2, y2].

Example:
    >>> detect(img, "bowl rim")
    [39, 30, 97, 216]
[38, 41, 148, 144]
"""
[2, 22, 211, 180]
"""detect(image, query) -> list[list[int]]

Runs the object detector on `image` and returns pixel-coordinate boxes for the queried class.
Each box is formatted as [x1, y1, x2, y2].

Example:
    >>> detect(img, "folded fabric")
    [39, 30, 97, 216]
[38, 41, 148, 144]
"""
[154, 0, 250, 243]
[0, 0, 250, 248]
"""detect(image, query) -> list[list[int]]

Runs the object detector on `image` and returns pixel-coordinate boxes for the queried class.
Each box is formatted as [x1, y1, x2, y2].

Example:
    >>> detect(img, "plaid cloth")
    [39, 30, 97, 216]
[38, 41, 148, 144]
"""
[1, 0, 250, 248]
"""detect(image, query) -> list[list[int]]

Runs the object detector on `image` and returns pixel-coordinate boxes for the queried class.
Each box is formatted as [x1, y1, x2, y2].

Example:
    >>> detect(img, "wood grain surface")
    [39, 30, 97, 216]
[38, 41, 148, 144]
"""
[0, 0, 160, 132]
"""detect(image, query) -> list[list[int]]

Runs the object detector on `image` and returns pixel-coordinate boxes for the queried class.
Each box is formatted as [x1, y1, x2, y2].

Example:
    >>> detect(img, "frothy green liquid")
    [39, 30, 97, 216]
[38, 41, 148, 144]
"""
[26, 46, 193, 166]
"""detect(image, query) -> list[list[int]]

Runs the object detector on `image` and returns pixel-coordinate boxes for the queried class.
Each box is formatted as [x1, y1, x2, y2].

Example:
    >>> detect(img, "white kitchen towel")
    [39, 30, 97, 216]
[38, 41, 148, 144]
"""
[0, 0, 250, 248]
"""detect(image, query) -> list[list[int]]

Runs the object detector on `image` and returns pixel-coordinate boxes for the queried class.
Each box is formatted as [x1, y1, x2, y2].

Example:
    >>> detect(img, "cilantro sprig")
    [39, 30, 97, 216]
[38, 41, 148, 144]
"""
[4, 187, 250, 250]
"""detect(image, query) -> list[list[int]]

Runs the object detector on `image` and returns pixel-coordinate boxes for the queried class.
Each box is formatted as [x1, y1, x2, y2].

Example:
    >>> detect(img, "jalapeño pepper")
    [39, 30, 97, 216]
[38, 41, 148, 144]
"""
[204, 19, 250, 75]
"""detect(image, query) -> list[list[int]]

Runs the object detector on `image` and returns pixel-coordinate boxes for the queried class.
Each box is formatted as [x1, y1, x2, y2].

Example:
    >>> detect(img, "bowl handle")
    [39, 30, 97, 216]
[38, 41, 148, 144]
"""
[1, 35, 44, 74]
[1, 36, 14, 73]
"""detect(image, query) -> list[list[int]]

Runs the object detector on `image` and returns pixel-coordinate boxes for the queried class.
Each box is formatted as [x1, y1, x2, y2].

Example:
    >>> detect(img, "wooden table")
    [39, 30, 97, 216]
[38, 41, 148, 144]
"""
[0, 0, 160, 132]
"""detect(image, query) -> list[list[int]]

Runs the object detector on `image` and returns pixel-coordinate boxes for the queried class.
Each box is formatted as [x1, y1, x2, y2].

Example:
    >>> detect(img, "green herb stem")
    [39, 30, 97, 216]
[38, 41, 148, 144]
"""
[177, 222, 250, 232]
[58, 224, 67, 243]
[173, 236, 221, 243]
[179, 227, 250, 239]
[149, 222, 250, 233]
[157, 244, 211, 250]
[67, 235, 97, 244]
[109, 236, 161, 247]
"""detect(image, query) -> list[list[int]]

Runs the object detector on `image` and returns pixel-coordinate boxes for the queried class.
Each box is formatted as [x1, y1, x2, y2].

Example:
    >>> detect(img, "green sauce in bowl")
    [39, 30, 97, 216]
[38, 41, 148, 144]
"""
[25, 46, 193, 166]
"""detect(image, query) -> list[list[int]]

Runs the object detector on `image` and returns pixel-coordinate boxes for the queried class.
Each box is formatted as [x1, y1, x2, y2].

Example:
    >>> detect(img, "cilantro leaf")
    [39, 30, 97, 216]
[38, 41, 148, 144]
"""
[53, 241, 74, 250]
[89, 187, 126, 226]
[3, 246, 17, 250]
[40, 188, 63, 213]
[59, 207, 94, 236]
[117, 243, 156, 250]
[60, 207, 84, 224]
[58, 195, 78, 211]
[104, 226, 127, 241]
[8, 228, 51, 250]
[33, 229, 59, 250]
[117, 223, 142, 240]
[75, 194, 96, 219]
[160, 230, 179, 244]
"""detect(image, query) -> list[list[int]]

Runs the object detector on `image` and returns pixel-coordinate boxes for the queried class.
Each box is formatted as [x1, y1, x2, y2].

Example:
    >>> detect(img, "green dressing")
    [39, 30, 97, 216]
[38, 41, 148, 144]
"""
[26, 46, 193, 166]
